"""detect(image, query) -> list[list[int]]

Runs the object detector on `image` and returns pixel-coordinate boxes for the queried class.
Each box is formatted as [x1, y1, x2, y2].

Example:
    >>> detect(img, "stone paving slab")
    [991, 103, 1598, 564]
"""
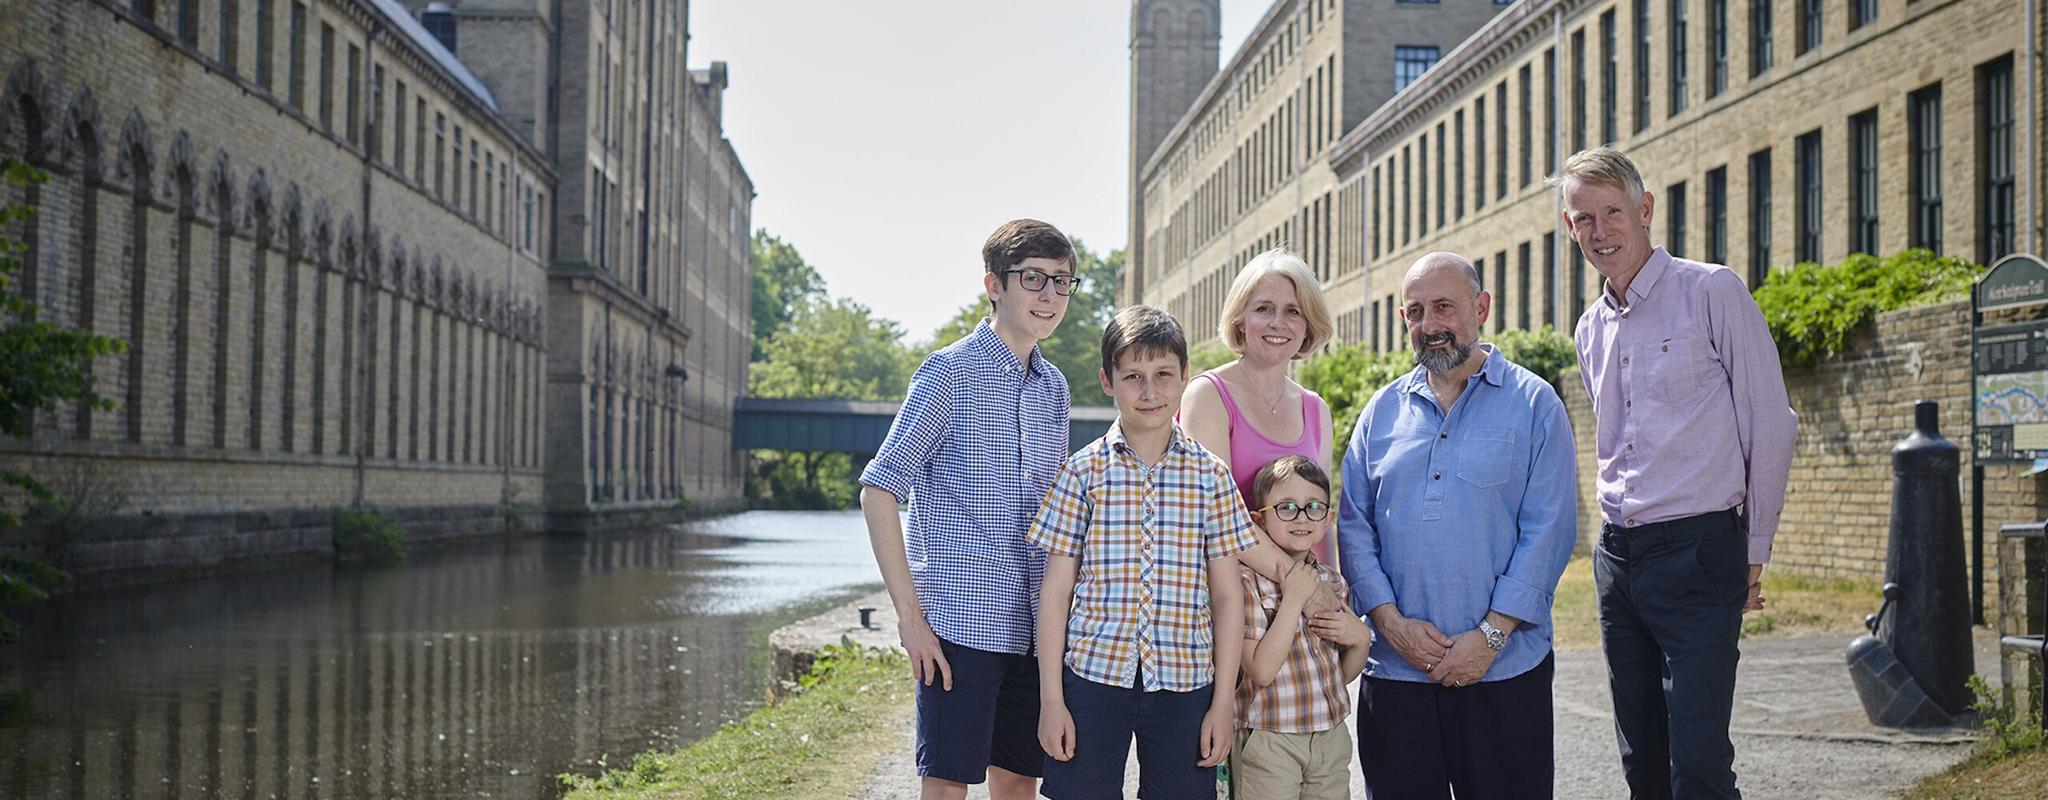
[851, 630, 2001, 799]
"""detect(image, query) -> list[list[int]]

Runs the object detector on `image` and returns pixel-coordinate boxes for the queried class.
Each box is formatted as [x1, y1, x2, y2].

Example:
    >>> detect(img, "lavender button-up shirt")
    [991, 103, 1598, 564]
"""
[1574, 248, 1798, 563]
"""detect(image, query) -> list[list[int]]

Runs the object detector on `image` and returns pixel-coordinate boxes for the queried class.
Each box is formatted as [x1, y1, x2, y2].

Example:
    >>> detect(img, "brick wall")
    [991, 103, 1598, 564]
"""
[1562, 298, 2039, 613]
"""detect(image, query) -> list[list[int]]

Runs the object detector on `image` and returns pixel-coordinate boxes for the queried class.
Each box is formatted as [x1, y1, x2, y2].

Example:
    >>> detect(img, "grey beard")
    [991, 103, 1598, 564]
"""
[1414, 332, 1473, 375]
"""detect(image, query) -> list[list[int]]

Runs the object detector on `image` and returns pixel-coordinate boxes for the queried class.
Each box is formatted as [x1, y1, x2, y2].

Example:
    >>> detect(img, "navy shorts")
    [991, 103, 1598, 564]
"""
[1040, 667, 1216, 800]
[915, 637, 1043, 784]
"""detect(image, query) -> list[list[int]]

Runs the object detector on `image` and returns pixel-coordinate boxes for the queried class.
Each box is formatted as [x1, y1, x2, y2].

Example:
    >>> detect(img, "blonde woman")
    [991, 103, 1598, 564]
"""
[1182, 248, 1340, 566]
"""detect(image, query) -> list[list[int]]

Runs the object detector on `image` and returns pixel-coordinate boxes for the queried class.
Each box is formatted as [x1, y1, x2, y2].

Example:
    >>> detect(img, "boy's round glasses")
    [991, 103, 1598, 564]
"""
[1255, 501, 1331, 522]
[1003, 268, 1081, 296]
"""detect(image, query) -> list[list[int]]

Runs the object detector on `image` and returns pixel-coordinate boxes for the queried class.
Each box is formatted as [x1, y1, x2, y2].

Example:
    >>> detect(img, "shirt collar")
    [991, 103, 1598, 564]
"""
[969, 318, 1049, 377]
[1106, 419, 1190, 460]
[1600, 246, 1672, 309]
[1399, 343, 1506, 395]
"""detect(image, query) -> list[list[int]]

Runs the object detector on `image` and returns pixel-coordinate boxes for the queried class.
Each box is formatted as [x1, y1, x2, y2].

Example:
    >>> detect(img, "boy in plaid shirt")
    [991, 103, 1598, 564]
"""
[1234, 456, 1373, 800]
[1030, 305, 1256, 800]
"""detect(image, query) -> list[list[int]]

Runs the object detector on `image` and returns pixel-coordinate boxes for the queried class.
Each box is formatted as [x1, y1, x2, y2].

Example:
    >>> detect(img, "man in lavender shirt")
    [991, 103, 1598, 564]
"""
[1552, 147, 1797, 800]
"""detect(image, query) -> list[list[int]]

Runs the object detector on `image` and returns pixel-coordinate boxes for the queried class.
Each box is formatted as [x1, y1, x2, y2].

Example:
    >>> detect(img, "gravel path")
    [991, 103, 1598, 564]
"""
[853, 632, 1997, 799]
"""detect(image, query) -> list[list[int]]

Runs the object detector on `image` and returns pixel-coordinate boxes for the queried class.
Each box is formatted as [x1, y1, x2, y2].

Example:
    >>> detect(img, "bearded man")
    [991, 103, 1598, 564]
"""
[1336, 252, 1579, 799]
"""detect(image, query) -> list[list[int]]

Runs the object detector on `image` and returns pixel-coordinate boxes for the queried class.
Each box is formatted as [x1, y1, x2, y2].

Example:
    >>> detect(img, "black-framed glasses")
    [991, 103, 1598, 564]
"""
[1003, 268, 1081, 296]
[1255, 500, 1331, 522]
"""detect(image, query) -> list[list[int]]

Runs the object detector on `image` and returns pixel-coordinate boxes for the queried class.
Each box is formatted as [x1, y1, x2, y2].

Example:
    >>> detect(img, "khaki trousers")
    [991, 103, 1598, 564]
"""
[1231, 726, 1352, 800]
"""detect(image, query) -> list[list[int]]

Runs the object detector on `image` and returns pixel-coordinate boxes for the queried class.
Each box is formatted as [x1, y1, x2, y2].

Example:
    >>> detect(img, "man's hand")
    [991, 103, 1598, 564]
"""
[1281, 560, 1321, 601]
[1306, 610, 1373, 648]
[1039, 700, 1076, 762]
[899, 615, 952, 690]
[1427, 629, 1500, 688]
[1196, 699, 1233, 767]
[1745, 564, 1766, 612]
[1373, 611, 1453, 671]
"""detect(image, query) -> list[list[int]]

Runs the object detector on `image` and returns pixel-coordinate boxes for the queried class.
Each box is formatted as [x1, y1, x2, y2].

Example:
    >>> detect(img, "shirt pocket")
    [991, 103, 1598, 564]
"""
[1454, 427, 1519, 488]
[1646, 335, 1722, 405]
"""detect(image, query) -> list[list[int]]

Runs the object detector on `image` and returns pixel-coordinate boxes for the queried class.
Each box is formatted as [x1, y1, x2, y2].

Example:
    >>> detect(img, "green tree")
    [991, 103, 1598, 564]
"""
[920, 240, 1124, 405]
[748, 297, 913, 508]
[750, 230, 825, 362]
[1, 156, 128, 641]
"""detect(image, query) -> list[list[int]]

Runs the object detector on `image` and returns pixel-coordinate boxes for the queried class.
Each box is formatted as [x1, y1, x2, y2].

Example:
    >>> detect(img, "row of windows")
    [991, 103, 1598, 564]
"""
[122, 0, 546, 257]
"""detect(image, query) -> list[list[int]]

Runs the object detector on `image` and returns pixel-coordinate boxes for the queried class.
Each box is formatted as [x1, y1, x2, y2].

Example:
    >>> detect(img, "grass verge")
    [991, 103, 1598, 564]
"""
[1902, 675, 2047, 800]
[1550, 554, 1880, 651]
[562, 642, 911, 800]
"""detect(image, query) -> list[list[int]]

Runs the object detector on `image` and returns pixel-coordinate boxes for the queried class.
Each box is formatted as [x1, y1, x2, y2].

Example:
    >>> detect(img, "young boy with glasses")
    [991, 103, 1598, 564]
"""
[1233, 455, 1372, 800]
[1031, 305, 1255, 799]
[860, 219, 1079, 800]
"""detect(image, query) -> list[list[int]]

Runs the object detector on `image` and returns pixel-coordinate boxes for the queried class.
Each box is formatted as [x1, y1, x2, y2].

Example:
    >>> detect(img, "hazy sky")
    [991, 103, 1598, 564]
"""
[691, 1, 1270, 342]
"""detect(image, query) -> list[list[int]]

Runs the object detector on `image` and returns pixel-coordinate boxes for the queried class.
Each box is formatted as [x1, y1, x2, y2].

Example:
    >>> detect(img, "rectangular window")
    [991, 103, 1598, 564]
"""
[318, 24, 334, 131]
[1495, 81, 1509, 199]
[393, 81, 407, 172]
[1571, 247, 1587, 320]
[1544, 48, 1557, 174]
[1750, 0, 1772, 77]
[256, 0, 273, 90]
[1519, 64, 1533, 186]
[1418, 134, 1430, 237]
[288, 3, 306, 109]
[1850, 108, 1879, 254]
[1493, 252, 1509, 333]
[1475, 97, 1488, 210]
[345, 44, 360, 145]
[1796, 130, 1822, 263]
[468, 139, 478, 217]
[1709, 0, 1727, 97]
[1544, 233, 1558, 327]
[1909, 84, 1943, 253]
[485, 153, 496, 230]
[523, 182, 535, 250]
[1517, 242, 1533, 330]
[1853, 0, 1877, 29]
[178, 0, 197, 45]
[1454, 111, 1467, 218]
[1372, 165, 1382, 260]
[1668, 181, 1688, 257]
[434, 113, 446, 198]
[1395, 46, 1440, 92]
[1670, 0, 1689, 115]
[1979, 56, 2015, 263]
[1572, 28, 1587, 151]
[1707, 166, 1728, 264]
[1799, 0, 1822, 55]
[219, 0, 239, 73]
[414, 98, 427, 184]
[1601, 11, 1618, 143]
[368, 64, 383, 158]
[1436, 121, 1447, 227]
[1402, 145, 1412, 244]
[1634, 0, 1651, 132]
[1750, 149, 1773, 286]
[452, 127, 464, 209]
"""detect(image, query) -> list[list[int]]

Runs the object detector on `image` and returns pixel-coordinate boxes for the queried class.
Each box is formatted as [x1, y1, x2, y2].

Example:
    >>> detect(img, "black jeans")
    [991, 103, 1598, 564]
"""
[1595, 509, 1748, 800]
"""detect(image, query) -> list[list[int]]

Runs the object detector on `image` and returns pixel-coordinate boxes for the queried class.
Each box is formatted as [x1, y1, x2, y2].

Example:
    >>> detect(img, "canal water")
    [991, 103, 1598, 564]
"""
[0, 510, 883, 799]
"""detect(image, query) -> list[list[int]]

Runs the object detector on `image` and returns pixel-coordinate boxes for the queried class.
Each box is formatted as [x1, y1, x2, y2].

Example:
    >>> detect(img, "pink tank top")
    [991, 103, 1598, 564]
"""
[1194, 371, 1329, 504]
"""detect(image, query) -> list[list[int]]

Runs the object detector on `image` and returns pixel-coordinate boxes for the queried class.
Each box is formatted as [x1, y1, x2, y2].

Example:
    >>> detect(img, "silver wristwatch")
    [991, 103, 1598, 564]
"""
[1478, 620, 1508, 651]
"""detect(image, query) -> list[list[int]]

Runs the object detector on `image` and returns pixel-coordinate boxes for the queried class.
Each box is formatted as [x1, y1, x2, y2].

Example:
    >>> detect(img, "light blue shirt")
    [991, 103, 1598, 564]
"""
[1338, 345, 1578, 683]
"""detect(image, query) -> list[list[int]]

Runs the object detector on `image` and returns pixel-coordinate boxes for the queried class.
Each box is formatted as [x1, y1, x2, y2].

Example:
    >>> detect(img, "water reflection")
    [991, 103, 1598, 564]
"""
[0, 510, 882, 799]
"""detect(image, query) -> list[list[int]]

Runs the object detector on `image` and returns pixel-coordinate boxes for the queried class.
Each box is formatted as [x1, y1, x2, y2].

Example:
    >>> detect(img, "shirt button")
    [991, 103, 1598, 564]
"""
[1661, 344, 1669, 352]
[1622, 356, 1630, 365]
[1627, 517, 1637, 526]
[1433, 473, 1441, 480]
[1439, 432, 1448, 440]
[1625, 400, 1632, 409]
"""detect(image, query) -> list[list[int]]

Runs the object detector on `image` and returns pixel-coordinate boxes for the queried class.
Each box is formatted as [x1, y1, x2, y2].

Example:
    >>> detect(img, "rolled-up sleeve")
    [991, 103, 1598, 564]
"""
[859, 354, 956, 503]
[1337, 390, 1398, 617]
[1705, 271, 1798, 563]
[1489, 390, 1579, 627]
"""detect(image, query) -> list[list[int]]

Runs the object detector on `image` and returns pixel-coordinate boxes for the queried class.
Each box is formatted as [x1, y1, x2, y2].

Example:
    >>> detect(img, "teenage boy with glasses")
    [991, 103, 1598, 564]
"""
[860, 219, 1079, 800]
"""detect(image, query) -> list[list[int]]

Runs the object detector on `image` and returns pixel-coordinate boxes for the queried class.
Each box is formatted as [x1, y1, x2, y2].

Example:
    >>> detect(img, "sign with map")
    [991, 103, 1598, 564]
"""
[1974, 254, 2048, 462]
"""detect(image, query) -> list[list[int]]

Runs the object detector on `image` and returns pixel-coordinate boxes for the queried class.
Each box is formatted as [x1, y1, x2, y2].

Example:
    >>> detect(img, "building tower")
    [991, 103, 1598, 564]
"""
[1127, 0, 1220, 303]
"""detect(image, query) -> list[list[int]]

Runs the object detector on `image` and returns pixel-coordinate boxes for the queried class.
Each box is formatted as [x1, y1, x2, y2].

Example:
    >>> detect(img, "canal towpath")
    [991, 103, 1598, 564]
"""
[774, 600, 1999, 799]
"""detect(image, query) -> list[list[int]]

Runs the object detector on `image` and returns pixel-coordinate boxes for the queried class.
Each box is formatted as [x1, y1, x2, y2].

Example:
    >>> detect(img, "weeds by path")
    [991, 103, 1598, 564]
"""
[564, 643, 913, 800]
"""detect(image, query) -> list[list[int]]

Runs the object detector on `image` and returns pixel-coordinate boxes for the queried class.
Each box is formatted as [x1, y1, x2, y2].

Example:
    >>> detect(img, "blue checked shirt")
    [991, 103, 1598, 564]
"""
[859, 320, 1071, 656]
[1337, 345, 1578, 684]
[1028, 422, 1259, 692]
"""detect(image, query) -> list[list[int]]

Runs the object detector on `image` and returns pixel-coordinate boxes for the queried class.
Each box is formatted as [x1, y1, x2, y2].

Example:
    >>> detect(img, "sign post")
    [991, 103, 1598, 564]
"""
[1971, 253, 2048, 624]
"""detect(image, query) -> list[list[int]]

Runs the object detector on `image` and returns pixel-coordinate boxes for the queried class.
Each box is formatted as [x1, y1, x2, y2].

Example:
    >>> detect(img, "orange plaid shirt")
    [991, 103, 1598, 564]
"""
[1235, 556, 1352, 733]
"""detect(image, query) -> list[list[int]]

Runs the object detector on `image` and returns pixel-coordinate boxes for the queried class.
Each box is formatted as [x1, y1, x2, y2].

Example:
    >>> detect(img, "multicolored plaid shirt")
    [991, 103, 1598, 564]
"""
[1235, 557, 1351, 733]
[859, 320, 1070, 656]
[1028, 421, 1258, 692]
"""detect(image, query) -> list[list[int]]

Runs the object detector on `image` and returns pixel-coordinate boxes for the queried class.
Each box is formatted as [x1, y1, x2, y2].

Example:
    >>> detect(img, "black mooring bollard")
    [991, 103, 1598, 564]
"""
[1880, 400, 1974, 716]
[858, 606, 877, 630]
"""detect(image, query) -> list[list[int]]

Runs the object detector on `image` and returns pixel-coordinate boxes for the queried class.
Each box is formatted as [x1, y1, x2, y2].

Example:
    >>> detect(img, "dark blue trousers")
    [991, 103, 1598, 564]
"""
[1595, 509, 1748, 800]
[1355, 653, 1555, 799]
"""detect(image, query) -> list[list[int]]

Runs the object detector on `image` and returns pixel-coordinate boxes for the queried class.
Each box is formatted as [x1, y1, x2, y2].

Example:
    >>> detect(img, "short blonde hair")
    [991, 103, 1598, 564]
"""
[1217, 248, 1335, 359]
[1546, 146, 1646, 203]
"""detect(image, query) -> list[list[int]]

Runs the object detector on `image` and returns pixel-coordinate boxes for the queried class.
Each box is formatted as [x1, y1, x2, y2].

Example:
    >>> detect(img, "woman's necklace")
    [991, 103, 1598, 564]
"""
[1241, 375, 1288, 417]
